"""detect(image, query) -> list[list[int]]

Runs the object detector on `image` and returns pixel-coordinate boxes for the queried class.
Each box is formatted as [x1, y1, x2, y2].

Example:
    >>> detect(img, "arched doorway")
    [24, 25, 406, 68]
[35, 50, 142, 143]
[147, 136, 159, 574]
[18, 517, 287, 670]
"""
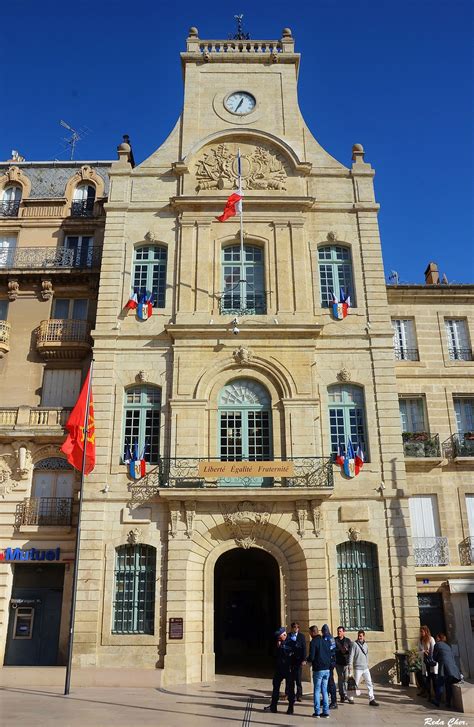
[218, 378, 272, 487]
[214, 547, 280, 676]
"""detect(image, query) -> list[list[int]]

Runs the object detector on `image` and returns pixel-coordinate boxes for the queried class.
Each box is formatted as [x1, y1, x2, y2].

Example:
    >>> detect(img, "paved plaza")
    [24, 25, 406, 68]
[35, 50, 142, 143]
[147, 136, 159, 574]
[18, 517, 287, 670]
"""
[1, 675, 472, 727]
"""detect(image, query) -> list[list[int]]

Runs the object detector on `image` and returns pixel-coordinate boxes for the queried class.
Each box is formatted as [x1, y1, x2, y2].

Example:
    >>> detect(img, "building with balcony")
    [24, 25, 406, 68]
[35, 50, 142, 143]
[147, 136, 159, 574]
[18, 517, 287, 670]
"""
[68, 26, 425, 687]
[0, 157, 111, 666]
[388, 265, 474, 677]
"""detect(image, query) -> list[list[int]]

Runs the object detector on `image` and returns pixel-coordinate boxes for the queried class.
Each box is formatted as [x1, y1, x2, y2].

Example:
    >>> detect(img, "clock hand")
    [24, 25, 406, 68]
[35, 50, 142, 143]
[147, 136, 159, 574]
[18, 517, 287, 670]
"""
[235, 98, 244, 112]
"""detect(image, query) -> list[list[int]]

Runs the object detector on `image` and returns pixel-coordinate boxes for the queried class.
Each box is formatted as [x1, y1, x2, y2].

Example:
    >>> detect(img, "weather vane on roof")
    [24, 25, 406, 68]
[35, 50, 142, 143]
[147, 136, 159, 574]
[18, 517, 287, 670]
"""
[230, 14, 250, 40]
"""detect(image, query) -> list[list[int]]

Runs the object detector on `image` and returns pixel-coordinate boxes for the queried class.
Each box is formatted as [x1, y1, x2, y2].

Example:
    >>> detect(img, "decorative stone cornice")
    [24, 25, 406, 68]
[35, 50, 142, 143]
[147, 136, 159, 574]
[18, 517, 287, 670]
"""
[221, 501, 271, 545]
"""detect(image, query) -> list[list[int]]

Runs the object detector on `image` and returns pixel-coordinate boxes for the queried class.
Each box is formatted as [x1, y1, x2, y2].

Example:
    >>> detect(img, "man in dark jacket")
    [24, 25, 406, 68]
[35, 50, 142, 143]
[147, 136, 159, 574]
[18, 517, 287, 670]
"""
[287, 622, 306, 701]
[307, 624, 332, 718]
[321, 624, 338, 709]
[335, 626, 353, 703]
[264, 627, 298, 715]
[432, 633, 462, 708]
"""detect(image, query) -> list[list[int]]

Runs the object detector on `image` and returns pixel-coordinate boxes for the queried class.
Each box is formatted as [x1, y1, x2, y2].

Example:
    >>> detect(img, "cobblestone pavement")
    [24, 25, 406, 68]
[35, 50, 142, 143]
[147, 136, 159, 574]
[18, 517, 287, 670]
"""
[1, 676, 472, 727]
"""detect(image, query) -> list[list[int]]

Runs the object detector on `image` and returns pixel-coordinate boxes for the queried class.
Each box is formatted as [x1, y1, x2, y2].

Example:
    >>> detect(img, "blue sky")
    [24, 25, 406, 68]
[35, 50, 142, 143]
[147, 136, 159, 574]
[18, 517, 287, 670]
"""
[2, 0, 473, 283]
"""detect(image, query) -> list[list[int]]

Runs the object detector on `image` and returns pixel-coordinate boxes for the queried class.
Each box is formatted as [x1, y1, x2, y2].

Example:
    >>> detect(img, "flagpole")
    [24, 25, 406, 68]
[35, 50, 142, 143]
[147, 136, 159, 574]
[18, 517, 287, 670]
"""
[238, 148, 245, 313]
[64, 359, 94, 696]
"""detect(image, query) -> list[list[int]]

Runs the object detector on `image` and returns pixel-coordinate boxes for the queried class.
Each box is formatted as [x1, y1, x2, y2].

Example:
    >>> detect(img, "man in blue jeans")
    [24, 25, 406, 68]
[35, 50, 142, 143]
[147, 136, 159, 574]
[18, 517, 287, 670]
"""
[307, 625, 332, 718]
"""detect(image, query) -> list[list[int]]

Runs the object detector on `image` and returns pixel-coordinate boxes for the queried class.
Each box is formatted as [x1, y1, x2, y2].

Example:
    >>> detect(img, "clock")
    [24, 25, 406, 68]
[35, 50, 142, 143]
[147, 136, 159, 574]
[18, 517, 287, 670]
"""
[224, 91, 256, 116]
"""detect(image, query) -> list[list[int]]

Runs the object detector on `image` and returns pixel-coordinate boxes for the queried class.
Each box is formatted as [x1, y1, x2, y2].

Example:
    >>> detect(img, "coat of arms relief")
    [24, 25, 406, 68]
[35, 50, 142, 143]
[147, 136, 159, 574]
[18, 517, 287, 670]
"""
[195, 143, 287, 191]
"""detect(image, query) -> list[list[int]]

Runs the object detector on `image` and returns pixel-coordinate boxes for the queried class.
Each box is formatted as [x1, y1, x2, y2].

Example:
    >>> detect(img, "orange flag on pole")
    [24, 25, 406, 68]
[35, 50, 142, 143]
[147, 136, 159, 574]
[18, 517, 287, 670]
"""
[61, 367, 95, 474]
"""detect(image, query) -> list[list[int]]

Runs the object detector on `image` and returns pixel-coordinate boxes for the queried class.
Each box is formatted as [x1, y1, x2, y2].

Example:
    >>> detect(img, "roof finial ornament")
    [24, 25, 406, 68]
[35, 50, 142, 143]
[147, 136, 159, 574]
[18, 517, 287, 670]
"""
[231, 14, 250, 40]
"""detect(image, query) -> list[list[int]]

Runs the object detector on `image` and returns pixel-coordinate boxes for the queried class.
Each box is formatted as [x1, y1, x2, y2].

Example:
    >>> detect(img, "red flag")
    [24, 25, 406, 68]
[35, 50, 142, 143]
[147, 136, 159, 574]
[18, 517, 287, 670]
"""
[216, 192, 242, 222]
[61, 368, 95, 474]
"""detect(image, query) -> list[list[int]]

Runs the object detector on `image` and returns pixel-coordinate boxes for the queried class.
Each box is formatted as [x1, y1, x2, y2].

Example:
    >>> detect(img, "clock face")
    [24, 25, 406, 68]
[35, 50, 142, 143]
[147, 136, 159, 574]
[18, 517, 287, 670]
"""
[224, 91, 256, 116]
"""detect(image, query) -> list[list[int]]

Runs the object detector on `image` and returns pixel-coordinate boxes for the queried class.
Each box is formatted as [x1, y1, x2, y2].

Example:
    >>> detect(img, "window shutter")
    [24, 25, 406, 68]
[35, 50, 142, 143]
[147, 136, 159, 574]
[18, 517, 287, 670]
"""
[41, 369, 82, 407]
[409, 496, 440, 538]
[32, 472, 55, 498]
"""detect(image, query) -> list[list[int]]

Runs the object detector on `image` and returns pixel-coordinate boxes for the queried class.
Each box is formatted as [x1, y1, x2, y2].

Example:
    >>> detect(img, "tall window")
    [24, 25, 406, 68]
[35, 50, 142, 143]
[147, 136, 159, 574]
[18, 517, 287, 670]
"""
[112, 544, 156, 634]
[72, 183, 95, 217]
[52, 298, 88, 320]
[337, 541, 382, 630]
[31, 458, 74, 525]
[409, 495, 448, 566]
[64, 235, 94, 267]
[123, 386, 161, 464]
[445, 319, 472, 361]
[328, 385, 367, 456]
[454, 397, 474, 434]
[392, 319, 418, 361]
[132, 246, 167, 308]
[0, 235, 17, 268]
[0, 300, 8, 320]
[399, 397, 426, 433]
[221, 245, 265, 314]
[318, 245, 355, 308]
[1, 185, 21, 216]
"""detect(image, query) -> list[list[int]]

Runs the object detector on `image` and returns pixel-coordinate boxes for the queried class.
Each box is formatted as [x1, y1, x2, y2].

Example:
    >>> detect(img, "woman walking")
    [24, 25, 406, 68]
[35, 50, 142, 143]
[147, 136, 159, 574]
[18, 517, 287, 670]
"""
[417, 625, 438, 699]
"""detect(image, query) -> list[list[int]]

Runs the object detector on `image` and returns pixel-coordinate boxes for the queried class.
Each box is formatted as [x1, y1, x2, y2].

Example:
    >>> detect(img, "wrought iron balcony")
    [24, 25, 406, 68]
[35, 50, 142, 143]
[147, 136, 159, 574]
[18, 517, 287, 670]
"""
[450, 432, 474, 458]
[413, 536, 449, 566]
[0, 200, 20, 217]
[402, 432, 441, 458]
[129, 456, 334, 503]
[71, 199, 95, 217]
[448, 347, 473, 361]
[0, 245, 102, 270]
[36, 319, 91, 360]
[459, 536, 474, 565]
[15, 497, 73, 528]
[0, 320, 11, 357]
[218, 292, 268, 315]
[394, 347, 419, 361]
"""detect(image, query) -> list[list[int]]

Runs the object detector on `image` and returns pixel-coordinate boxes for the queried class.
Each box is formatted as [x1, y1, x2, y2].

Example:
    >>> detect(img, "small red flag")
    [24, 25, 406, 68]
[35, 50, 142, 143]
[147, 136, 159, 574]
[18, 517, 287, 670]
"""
[61, 368, 95, 474]
[216, 192, 242, 222]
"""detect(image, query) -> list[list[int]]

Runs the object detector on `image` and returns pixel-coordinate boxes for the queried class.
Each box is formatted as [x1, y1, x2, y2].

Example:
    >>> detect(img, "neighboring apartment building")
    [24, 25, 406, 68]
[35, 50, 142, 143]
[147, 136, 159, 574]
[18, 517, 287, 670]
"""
[69, 27, 425, 686]
[0, 158, 111, 666]
[388, 264, 474, 677]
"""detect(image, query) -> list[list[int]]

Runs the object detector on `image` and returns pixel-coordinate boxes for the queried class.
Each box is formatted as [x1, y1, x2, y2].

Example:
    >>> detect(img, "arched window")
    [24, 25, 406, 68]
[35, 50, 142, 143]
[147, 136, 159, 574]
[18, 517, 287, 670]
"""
[123, 386, 161, 464]
[221, 244, 266, 314]
[31, 457, 74, 525]
[318, 245, 355, 308]
[132, 246, 167, 308]
[112, 544, 156, 634]
[72, 183, 95, 217]
[328, 384, 367, 456]
[337, 541, 382, 630]
[1, 185, 22, 217]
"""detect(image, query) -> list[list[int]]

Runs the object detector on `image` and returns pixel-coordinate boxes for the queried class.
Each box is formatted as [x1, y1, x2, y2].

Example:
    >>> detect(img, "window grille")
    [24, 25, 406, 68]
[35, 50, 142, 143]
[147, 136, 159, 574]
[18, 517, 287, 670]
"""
[123, 386, 161, 463]
[337, 541, 382, 630]
[328, 385, 367, 456]
[445, 319, 472, 361]
[112, 544, 156, 635]
[318, 245, 355, 308]
[133, 246, 167, 308]
[391, 319, 419, 360]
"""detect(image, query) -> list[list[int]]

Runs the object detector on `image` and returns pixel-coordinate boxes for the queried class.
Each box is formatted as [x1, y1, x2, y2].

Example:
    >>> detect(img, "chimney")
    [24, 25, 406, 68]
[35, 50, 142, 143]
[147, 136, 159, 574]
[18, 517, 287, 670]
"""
[424, 262, 440, 285]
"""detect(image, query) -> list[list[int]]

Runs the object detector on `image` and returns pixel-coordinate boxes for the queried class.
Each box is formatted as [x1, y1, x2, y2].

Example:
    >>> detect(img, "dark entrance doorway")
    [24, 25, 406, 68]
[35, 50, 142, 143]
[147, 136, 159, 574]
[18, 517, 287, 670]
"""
[214, 548, 280, 676]
[4, 564, 65, 666]
[418, 593, 446, 637]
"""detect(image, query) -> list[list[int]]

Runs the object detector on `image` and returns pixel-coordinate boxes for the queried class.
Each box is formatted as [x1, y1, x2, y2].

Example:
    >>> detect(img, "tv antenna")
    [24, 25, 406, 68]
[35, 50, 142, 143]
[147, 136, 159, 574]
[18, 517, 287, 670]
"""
[59, 119, 88, 160]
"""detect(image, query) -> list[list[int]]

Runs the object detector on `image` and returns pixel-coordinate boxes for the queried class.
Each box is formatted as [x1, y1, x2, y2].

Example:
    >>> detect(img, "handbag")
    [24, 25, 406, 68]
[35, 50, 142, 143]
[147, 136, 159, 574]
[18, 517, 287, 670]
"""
[347, 676, 361, 697]
[424, 654, 437, 669]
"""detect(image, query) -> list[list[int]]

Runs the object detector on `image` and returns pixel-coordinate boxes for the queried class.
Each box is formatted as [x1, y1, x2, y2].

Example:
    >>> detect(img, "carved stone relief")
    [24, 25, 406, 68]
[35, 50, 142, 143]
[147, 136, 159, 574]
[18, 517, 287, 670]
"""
[127, 527, 142, 545]
[310, 500, 322, 537]
[295, 499, 308, 538]
[0, 458, 15, 498]
[327, 231, 337, 243]
[337, 367, 352, 383]
[169, 500, 181, 538]
[8, 280, 19, 301]
[221, 500, 271, 545]
[136, 370, 148, 383]
[348, 526, 361, 542]
[195, 143, 287, 191]
[14, 445, 32, 480]
[41, 279, 54, 301]
[232, 346, 253, 365]
[184, 500, 197, 538]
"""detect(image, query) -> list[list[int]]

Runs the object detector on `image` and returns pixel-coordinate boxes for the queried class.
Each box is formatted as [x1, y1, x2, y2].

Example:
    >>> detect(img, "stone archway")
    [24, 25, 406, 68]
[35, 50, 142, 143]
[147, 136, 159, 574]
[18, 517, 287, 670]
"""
[214, 547, 280, 677]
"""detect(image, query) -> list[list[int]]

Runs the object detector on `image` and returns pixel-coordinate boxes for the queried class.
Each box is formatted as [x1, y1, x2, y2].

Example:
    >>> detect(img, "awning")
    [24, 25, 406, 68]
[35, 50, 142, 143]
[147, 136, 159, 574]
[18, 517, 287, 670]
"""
[448, 579, 474, 593]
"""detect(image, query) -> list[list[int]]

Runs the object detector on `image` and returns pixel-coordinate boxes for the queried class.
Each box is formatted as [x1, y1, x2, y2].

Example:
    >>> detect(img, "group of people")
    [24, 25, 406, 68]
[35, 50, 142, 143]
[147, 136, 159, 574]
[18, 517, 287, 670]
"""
[417, 625, 462, 709]
[264, 622, 379, 717]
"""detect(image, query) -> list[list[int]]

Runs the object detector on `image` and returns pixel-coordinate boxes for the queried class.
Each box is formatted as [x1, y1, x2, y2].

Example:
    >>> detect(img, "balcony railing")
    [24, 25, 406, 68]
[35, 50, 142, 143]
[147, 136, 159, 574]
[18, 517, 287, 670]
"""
[402, 432, 441, 458]
[218, 292, 268, 315]
[0, 200, 20, 217]
[36, 319, 91, 360]
[0, 320, 11, 356]
[459, 536, 474, 566]
[450, 432, 474, 458]
[413, 536, 449, 566]
[129, 456, 334, 503]
[0, 408, 18, 426]
[71, 200, 95, 218]
[0, 406, 71, 429]
[15, 497, 73, 528]
[394, 347, 419, 361]
[0, 245, 102, 270]
[448, 347, 473, 361]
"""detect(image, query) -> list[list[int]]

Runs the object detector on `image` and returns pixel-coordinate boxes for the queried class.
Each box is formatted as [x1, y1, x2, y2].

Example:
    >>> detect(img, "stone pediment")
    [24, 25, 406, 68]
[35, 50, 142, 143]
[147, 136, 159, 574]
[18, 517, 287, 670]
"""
[195, 142, 288, 192]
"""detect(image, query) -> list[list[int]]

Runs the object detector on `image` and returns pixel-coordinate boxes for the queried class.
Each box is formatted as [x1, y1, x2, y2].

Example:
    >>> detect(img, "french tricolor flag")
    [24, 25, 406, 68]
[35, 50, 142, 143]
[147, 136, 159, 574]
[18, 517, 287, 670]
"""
[126, 290, 139, 310]
[355, 444, 364, 475]
[124, 442, 147, 480]
[331, 288, 350, 320]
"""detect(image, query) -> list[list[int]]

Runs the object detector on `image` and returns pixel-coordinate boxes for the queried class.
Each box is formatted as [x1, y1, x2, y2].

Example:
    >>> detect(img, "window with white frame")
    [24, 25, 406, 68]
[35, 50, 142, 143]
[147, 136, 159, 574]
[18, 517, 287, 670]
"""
[64, 235, 94, 267]
[445, 319, 472, 361]
[0, 235, 17, 268]
[221, 244, 266, 314]
[52, 299, 88, 320]
[409, 495, 448, 566]
[399, 397, 426, 433]
[72, 183, 95, 216]
[31, 458, 74, 525]
[392, 319, 419, 361]
[328, 384, 367, 457]
[1, 185, 21, 216]
[318, 245, 355, 308]
[132, 246, 167, 308]
[454, 397, 474, 434]
[122, 386, 161, 464]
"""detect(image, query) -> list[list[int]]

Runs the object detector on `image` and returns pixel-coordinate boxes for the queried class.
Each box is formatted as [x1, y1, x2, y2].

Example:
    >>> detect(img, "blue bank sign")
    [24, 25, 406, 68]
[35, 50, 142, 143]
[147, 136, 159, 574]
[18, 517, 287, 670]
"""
[0, 547, 61, 562]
